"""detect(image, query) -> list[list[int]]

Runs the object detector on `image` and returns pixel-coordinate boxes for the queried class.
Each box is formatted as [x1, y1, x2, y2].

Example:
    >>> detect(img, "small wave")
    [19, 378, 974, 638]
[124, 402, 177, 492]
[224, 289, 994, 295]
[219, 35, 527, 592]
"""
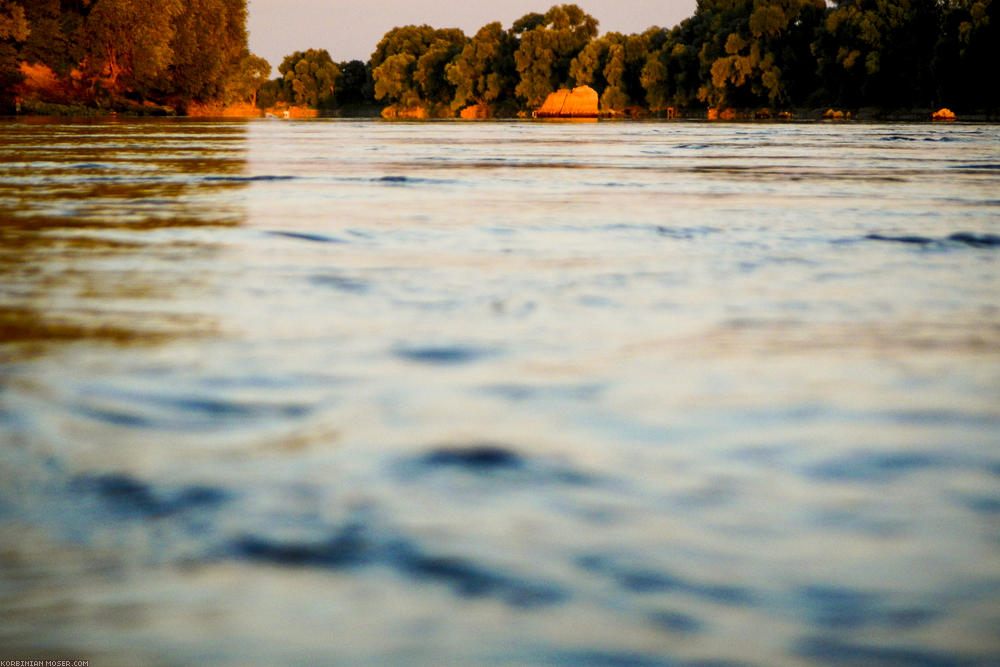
[864, 233, 936, 245]
[878, 135, 917, 142]
[647, 610, 704, 635]
[946, 232, 1000, 248]
[794, 636, 976, 666]
[542, 649, 677, 666]
[796, 586, 939, 631]
[308, 274, 369, 293]
[960, 495, 1000, 515]
[393, 344, 495, 365]
[864, 232, 1000, 248]
[577, 554, 756, 606]
[393, 543, 567, 607]
[232, 522, 370, 568]
[231, 522, 567, 608]
[950, 163, 1000, 170]
[419, 444, 525, 471]
[372, 175, 461, 186]
[805, 450, 947, 483]
[71, 388, 312, 430]
[71, 472, 230, 518]
[267, 230, 347, 244]
[203, 175, 296, 182]
[402, 442, 600, 488]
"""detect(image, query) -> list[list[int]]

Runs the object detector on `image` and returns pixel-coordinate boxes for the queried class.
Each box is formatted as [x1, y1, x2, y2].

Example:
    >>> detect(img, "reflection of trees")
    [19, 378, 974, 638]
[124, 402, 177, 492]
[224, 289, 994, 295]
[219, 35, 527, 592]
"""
[0, 119, 247, 357]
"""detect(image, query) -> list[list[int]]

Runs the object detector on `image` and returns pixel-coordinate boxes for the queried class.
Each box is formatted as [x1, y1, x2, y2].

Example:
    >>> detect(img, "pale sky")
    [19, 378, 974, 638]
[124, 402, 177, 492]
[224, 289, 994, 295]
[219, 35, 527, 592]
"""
[247, 1, 699, 71]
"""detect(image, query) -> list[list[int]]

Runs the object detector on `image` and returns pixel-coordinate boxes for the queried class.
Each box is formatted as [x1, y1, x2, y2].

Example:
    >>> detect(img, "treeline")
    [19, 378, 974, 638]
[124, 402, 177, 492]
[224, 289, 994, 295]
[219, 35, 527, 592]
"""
[0, 0, 269, 113]
[3, 1, 997, 117]
[267, 0, 999, 117]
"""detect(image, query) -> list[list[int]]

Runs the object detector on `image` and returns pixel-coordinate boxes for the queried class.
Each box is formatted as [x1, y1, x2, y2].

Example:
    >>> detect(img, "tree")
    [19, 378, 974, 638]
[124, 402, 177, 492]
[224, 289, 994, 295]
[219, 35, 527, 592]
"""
[641, 21, 705, 111]
[932, 0, 999, 112]
[335, 59, 374, 107]
[226, 51, 270, 106]
[571, 31, 650, 111]
[446, 21, 518, 110]
[696, 0, 826, 109]
[0, 0, 28, 42]
[279, 48, 340, 108]
[166, 0, 247, 103]
[370, 25, 465, 108]
[0, 0, 29, 110]
[817, 0, 941, 109]
[83, 0, 183, 98]
[513, 4, 599, 106]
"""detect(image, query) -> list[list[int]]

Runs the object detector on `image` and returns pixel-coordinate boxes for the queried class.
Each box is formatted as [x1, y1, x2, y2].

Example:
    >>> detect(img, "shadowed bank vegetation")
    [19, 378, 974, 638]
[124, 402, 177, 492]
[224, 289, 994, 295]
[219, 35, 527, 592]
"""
[2, 1, 998, 117]
[0, 0, 267, 114]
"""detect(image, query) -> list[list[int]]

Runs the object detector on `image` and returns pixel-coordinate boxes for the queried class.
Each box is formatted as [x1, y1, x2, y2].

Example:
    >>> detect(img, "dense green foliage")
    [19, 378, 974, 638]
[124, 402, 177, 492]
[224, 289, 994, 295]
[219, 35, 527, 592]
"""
[353, 0, 999, 116]
[3, 1, 998, 116]
[0, 0, 268, 112]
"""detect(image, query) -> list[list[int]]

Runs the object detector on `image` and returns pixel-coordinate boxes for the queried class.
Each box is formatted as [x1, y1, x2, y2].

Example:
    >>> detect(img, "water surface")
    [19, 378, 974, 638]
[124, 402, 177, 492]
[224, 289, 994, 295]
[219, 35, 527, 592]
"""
[1, 118, 999, 665]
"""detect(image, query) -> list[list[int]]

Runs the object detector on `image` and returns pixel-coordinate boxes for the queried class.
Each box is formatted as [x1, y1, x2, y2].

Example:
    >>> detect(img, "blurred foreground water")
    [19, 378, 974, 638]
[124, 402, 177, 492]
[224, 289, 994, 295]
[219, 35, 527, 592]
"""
[1, 118, 998, 665]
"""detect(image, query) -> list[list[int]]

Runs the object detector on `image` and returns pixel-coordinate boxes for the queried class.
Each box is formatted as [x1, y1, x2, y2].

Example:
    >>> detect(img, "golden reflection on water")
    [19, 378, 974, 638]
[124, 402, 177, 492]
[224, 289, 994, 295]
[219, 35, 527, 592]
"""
[0, 120, 250, 357]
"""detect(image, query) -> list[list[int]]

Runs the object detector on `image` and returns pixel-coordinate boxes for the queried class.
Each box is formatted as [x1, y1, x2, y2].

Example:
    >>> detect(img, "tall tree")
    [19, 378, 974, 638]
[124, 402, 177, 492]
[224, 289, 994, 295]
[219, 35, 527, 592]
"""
[226, 50, 270, 105]
[370, 24, 465, 108]
[818, 0, 941, 108]
[933, 0, 999, 111]
[446, 21, 518, 110]
[513, 4, 599, 107]
[571, 31, 650, 111]
[83, 0, 182, 97]
[279, 48, 340, 108]
[166, 0, 247, 103]
[696, 0, 826, 109]
[0, 0, 28, 42]
[0, 0, 29, 110]
[334, 59, 374, 107]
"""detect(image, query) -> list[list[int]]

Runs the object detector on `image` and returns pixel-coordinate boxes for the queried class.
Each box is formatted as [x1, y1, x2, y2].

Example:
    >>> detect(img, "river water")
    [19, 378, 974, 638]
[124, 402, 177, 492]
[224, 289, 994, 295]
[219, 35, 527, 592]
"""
[1, 118, 998, 665]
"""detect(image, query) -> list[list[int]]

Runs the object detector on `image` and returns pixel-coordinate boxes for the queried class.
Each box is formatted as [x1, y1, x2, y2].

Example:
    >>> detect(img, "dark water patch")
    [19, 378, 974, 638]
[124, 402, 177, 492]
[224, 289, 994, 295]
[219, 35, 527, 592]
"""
[71, 472, 230, 518]
[372, 175, 460, 186]
[806, 450, 948, 483]
[228, 516, 567, 608]
[865, 233, 936, 245]
[947, 232, 1000, 248]
[951, 163, 1000, 171]
[812, 509, 906, 537]
[655, 225, 719, 240]
[267, 230, 347, 244]
[541, 649, 676, 666]
[308, 274, 369, 293]
[420, 444, 525, 471]
[203, 175, 296, 182]
[72, 387, 313, 430]
[796, 586, 939, 631]
[232, 523, 370, 568]
[864, 232, 1000, 248]
[391, 542, 567, 608]
[959, 495, 1000, 515]
[393, 344, 494, 365]
[578, 555, 755, 606]
[400, 443, 598, 488]
[648, 609, 704, 635]
[481, 382, 603, 402]
[199, 373, 344, 390]
[878, 135, 918, 142]
[72, 404, 155, 428]
[794, 636, 980, 667]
